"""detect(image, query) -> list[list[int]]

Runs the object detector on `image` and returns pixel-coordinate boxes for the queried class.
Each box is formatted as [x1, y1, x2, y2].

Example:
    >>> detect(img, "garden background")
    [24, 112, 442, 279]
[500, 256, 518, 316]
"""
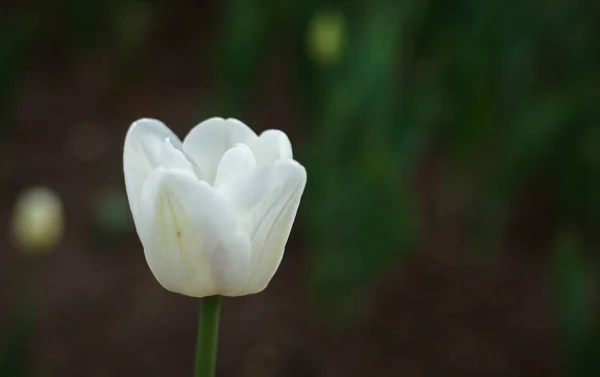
[1, 1, 599, 376]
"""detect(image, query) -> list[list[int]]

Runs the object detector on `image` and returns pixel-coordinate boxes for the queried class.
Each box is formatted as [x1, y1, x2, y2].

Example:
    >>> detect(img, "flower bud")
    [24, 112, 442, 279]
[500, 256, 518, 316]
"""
[124, 117, 306, 297]
[11, 187, 64, 254]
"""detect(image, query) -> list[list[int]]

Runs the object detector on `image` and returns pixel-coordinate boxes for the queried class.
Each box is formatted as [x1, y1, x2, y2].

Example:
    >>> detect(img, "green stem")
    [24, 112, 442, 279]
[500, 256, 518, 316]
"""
[194, 295, 221, 377]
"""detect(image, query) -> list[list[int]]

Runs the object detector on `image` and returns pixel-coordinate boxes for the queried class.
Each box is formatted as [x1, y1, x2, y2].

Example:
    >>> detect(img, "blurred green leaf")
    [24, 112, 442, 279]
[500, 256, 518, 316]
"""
[91, 189, 134, 245]
[217, 0, 273, 114]
[0, 312, 33, 377]
[0, 9, 43, 131]
[306, 0, 427, 315]
[552, 230, 599, 377]
[63, 0, 112, 50]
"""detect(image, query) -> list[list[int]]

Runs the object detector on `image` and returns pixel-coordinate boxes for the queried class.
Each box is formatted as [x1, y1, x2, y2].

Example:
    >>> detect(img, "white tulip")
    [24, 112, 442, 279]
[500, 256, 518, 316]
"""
[123, 117, 306, 297]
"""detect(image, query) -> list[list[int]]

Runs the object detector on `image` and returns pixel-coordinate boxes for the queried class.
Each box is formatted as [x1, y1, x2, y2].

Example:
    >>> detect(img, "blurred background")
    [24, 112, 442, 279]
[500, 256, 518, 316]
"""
[1, 0, 599, 376]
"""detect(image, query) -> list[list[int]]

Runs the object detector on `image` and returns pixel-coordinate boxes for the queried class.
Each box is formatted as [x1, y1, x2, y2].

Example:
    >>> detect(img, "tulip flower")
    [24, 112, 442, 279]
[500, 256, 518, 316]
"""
[123, 117, 306, 377]
[124, 117, 306, 296]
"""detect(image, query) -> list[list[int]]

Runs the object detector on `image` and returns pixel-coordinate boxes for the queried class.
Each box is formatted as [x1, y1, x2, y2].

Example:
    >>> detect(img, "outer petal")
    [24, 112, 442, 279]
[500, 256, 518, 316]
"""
[247, 129, 293, 165]
[217, 159, 306, 295]
[137, 168, 251, 297]
[123, 118, 183, 223]
[183, 117, 257, 184]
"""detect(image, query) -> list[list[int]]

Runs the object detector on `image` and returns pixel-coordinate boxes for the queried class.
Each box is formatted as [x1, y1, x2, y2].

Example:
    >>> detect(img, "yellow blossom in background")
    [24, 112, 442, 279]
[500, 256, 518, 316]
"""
[11, 187, 64, 254]
[306, 6, 347, 66]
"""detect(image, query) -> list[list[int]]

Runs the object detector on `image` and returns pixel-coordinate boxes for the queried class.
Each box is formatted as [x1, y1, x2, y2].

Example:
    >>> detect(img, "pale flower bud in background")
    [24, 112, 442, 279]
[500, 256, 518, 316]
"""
[306, 6, 346, 66]
[123, 118, 307, 298]
[11, 187, 64, 254]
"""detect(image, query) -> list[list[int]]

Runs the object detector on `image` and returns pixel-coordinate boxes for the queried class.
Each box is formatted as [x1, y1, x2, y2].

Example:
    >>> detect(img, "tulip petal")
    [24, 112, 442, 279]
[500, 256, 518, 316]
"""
[183, 117, 257, 184]
[138, 168, 251, 297]
[123, 118, 183, 223]
[218, 159, 306, 294]
[213, 143, 256, 189]
[248, 129, 293, 165]
[162, 138, 194, 170]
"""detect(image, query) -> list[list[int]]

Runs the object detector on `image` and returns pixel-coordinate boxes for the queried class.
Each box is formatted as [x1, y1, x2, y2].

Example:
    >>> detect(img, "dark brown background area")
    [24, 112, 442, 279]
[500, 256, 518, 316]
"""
[0, 1, 580, 376]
